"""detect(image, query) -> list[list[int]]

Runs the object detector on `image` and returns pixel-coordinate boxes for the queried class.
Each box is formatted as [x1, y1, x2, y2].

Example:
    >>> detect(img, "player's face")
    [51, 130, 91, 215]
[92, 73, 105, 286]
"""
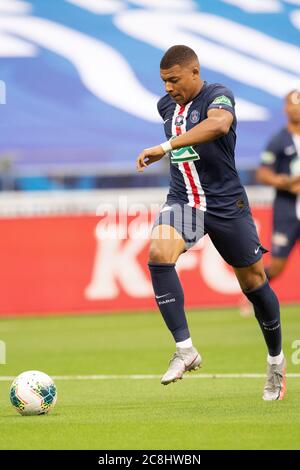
[160, 63, 200, 106]
[285, 91, 300, 123]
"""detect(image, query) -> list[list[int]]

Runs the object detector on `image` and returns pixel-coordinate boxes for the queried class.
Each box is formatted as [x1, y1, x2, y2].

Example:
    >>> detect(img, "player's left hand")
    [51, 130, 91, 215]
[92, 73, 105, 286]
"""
[288, 176, 300, 194]
[136, 145, 165, 172]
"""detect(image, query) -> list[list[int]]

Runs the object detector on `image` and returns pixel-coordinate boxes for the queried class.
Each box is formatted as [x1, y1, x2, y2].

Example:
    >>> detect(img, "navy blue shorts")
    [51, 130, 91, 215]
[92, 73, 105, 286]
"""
[153, 202, 267, 268]
[272, 213, 300, 258]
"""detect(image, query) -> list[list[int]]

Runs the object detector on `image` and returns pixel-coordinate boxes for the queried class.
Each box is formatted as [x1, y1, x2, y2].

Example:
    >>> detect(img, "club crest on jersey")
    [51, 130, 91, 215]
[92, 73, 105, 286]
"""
[190, 110, 200, 124]
[175, 115, 185, 127]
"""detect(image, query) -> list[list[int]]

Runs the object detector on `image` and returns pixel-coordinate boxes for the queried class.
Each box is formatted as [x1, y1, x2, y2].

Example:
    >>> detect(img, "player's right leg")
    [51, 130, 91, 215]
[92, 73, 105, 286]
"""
[239, 228, 293, 317]
[148, 203, 203, 385]
[234, 259, 286, 400]
[207, 212, 286, 400]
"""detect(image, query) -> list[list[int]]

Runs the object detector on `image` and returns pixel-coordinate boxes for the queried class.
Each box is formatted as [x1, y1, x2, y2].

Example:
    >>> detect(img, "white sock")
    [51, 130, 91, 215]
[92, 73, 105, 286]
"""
[267, 350, 284, 365]
[176, 338, 193, 349]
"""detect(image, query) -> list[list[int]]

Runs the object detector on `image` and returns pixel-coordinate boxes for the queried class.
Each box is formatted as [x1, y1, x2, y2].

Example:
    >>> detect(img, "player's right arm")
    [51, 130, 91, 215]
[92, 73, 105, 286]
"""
[136, 146, 165, 172]
[256, 166, 294, 191]
[256, 138, 300, 193]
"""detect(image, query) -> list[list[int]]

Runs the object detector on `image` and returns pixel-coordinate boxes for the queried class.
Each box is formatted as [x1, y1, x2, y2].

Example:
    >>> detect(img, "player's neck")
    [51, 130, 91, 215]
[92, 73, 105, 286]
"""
[187, 80, 204, 103]
[287, 122, 300, 135]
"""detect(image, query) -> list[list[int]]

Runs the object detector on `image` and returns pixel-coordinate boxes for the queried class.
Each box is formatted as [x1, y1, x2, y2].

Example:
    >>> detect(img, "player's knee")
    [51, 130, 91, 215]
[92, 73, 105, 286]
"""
[148, 244, 175, 264]
[240, 269, 266, 293]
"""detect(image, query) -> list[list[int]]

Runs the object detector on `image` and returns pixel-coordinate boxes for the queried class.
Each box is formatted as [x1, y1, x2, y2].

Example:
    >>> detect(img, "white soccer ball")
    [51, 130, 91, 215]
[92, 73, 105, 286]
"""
[10, 370, 57, 416]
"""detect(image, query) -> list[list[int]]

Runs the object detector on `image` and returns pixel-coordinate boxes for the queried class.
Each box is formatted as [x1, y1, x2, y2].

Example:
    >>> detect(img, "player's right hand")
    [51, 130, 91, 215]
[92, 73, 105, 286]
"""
[289, 176, 300, 194]
[136, 145, 165, 172]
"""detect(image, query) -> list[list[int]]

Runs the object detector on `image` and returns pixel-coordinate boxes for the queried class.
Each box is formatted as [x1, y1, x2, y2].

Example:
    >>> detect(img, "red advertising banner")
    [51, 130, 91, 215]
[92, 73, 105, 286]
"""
[0, 207, 299, 316]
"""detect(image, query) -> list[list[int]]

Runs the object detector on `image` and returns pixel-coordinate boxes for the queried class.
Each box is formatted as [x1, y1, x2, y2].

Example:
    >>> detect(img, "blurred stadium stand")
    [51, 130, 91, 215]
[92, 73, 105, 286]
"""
[1, 0, 300, 191]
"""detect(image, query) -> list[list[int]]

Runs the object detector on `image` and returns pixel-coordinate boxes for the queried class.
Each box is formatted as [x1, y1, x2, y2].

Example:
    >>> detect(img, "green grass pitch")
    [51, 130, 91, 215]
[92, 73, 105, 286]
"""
[0, 306, 299, 450]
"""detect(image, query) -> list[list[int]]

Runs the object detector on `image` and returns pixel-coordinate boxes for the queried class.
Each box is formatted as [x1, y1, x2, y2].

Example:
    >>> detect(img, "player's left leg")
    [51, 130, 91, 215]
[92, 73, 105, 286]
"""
[234, 259, 286, 400]
[207, 213, 286, 400]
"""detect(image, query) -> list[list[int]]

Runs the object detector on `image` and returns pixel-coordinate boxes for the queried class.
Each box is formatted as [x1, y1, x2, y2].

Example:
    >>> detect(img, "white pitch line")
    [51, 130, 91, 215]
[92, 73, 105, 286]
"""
[0, 373, 300, 381]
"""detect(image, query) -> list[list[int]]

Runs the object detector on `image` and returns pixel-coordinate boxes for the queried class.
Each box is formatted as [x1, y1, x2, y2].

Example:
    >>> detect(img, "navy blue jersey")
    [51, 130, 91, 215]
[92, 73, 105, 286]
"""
[157, 81, 249, 218]
[260, 127, 300, 219]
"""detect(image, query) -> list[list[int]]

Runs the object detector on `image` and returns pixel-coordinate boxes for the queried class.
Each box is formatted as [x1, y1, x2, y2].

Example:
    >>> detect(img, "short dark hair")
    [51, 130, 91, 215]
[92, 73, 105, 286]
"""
[285, 89, 300, 101]
[160, 45, 198, 69]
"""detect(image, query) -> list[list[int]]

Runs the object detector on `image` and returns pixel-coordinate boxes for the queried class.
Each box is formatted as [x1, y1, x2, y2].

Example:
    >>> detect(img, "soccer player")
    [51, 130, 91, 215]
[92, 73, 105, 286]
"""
[136, 45, 286, 400]
[256, 90, 300, 280]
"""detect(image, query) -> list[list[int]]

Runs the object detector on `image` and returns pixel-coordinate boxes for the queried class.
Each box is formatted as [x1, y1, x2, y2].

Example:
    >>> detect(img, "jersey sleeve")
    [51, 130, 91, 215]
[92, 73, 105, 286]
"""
[157, 99, 163, 119]
[157, 94, 169, 121]
[260, 135, 281, 171]
[206, 85, 236, 118]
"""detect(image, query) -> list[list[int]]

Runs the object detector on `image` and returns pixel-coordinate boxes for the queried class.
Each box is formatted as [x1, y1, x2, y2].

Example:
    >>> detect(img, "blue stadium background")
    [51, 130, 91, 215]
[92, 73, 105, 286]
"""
[0, 0, 299, 190]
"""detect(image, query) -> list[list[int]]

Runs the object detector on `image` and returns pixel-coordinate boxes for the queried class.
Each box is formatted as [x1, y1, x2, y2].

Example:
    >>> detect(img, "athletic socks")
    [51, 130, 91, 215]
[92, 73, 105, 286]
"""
[268, 350, 284, 365]
[244, 281, 282, 357]
[149, 263, 282, 357]
[148, 263, 190, 342]
[176, 338, 193, 349]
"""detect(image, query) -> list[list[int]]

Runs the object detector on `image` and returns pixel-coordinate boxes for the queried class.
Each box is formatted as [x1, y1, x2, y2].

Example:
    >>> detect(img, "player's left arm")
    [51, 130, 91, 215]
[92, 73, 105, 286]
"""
[136, 109, 233, 172]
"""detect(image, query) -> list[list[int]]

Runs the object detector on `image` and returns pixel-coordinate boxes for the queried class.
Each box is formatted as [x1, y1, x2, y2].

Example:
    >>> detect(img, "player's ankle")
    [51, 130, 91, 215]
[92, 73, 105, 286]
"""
[176, 338, 193, 349]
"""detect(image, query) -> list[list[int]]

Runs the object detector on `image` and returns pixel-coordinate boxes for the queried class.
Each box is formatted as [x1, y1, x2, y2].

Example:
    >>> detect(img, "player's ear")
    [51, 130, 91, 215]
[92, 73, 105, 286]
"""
[192, 65, 199, 79]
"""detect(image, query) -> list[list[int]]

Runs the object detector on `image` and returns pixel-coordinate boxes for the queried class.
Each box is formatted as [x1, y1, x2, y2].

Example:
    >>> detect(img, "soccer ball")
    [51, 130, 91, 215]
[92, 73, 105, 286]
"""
[10, 370, 57, 416]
